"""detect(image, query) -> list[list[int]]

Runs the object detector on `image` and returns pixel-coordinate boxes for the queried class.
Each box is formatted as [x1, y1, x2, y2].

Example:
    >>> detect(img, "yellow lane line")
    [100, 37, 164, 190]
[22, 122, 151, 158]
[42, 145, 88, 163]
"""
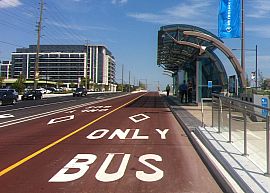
[0, 93, 145, 176]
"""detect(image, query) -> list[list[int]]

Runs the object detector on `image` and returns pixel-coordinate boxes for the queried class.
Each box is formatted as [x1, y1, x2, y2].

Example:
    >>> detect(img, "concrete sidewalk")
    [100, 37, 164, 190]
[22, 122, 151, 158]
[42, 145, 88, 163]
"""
[166, 95, 270, 193]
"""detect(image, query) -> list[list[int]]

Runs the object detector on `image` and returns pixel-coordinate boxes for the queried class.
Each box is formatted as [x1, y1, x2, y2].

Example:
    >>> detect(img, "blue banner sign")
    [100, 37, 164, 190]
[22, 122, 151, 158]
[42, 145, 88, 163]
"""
[261, 98, 268, 117]
[218, 0, 240, 38]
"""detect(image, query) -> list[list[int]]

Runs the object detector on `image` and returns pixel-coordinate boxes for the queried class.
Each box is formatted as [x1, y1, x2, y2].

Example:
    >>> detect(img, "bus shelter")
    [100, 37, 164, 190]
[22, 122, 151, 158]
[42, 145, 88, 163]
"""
[157, 24, 245, 103]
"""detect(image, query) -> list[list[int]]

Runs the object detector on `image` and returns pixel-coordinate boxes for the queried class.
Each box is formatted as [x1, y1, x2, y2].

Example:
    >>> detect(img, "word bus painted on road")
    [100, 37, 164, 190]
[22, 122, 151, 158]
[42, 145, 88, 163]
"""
[49, 153, 163, 183]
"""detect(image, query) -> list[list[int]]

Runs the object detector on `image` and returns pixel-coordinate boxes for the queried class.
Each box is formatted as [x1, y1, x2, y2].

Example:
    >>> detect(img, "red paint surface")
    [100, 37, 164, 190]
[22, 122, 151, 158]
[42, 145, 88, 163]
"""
[0, 92, 222, 193]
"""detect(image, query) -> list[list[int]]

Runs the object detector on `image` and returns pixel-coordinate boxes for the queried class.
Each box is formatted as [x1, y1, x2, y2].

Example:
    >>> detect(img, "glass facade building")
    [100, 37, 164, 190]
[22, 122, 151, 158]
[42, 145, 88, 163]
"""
[11, 45, 116, 89]
[0, 60, 12, 79]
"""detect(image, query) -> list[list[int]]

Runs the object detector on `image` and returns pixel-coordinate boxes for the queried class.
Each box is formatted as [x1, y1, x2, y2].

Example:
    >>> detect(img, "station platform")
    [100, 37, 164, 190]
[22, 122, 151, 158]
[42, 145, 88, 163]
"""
[166, 95, 270, 193]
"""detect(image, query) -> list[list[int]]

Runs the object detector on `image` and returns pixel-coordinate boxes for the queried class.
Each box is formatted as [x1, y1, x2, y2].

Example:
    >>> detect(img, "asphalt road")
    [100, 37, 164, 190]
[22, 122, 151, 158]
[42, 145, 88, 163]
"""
[0, 92, 222, 193]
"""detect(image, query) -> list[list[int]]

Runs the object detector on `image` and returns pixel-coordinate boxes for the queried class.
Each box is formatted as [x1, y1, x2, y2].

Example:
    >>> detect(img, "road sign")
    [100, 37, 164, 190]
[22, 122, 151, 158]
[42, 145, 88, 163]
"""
[261, 98, 268, 117]
[207, 81, 212, 88]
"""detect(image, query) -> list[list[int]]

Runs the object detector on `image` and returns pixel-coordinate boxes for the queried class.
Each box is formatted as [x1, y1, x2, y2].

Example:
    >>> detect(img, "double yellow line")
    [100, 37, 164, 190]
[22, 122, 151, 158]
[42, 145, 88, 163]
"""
[0, 93, 145, 176]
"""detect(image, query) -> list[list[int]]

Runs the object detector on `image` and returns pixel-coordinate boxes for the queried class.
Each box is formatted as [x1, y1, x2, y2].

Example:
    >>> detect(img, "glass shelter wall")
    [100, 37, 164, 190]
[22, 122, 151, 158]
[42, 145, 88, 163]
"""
[196, 57, 227, 101]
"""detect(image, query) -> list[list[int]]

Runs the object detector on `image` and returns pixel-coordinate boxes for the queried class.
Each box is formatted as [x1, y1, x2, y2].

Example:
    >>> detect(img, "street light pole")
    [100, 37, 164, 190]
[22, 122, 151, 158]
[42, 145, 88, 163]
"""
[255, 44, 258, 89]
[241, 0, 246, 83]
[232, 45, 258, 89]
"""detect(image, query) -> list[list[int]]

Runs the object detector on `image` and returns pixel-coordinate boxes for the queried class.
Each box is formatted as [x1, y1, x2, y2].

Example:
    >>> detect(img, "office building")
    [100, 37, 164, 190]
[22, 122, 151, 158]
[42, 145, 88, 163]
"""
[0, 60, 12, 79]
[11, 45, 116, 90]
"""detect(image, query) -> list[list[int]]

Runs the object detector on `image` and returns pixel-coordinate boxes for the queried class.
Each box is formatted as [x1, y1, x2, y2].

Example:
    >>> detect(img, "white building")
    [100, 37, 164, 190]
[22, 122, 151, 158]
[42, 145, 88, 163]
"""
[11, 45, 116, 91]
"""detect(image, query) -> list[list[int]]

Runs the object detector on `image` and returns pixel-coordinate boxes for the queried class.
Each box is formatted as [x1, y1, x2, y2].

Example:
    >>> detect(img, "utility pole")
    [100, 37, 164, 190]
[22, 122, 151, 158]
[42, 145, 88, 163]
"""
[34, 0, 44, 90]
[255, 45, 258, 90]
[85, 40, 90, 89]
[121, 64, 124, 92]
[128, 71, 131, 92]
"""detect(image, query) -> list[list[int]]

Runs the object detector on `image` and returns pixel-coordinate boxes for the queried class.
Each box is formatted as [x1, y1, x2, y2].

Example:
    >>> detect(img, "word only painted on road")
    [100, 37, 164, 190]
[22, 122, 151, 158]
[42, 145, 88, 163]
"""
[86, 128, 169, 140]
[81, 105, 112, 113]
[49, 153, 163, 183]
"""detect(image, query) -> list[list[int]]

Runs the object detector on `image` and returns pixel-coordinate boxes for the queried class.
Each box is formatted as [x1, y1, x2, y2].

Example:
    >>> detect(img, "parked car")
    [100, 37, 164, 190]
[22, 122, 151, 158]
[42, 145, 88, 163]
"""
[0, 90, 17, 105]
[73, 87, 87, 97]
[36, 88, 47, 94]
[0, 89, 18, 101]
[21, 90, 43, 100]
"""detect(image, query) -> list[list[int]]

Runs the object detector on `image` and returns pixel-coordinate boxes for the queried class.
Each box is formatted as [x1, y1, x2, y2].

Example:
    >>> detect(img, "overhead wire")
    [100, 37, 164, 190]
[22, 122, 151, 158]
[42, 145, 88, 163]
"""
[0, 40, 24, 47]
[44, 1, 85, 44]
[0, 0, 88, 49]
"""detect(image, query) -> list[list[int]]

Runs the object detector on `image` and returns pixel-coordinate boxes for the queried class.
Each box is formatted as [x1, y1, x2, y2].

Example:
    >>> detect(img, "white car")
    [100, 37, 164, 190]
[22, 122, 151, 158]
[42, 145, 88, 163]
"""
[36, 88, 47, 94]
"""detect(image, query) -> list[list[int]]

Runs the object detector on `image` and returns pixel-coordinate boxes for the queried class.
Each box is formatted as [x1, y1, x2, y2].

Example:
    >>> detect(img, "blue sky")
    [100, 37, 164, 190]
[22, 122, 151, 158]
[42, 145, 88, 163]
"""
[0, 0, 270, 90]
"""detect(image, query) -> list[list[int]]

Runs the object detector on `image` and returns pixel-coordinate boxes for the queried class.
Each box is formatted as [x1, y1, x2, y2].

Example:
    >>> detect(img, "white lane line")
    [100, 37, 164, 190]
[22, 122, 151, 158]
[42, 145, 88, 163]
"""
[0, 99, 77, 113]
[0, 94, 129, 128]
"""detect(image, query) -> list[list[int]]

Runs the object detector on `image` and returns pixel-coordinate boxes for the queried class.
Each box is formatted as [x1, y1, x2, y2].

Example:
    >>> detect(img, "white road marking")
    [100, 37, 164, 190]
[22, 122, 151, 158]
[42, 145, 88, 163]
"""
[98, 109, 109, 112]
[0, 94, 126, 128]
[0, 114, 14, 119]
[65, 110, 76, 114]
[82, 105, 111, 113]
[129, 113, 150, 123]
[47, 115, 75, 125]
[0, 100, 77, 113]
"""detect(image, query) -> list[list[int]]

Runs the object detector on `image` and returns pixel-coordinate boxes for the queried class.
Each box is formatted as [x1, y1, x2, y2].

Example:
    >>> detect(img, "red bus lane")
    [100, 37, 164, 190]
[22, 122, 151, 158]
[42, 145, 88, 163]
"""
[0, 92, 222, 193]
[0, 93, 143, 171]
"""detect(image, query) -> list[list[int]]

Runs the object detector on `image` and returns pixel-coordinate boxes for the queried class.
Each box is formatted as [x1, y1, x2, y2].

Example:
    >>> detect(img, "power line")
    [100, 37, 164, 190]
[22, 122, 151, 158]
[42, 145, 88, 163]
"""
[44, 1, 85, 43]
[0, 6, 36, 27]
[0, 40, 24, 47]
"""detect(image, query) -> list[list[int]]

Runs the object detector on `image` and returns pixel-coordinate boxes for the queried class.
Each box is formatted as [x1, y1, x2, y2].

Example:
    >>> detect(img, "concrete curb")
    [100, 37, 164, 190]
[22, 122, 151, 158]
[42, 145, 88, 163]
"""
[167, 104, 242, 193]
[194, 127, 253, 193]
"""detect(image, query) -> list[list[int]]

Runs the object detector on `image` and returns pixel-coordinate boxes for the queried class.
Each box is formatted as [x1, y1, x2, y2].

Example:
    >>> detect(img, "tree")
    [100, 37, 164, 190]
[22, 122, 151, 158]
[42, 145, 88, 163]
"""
[0, 76, 4, 88]
[258, 69, 265, 89]
[12, 74, 25, 94]
[245, 73, 250, 87]
[70, 82, 76, 88]
[56, 81, 64, 88]
[80, 77, 86, 88]
[117, 84, 123, 91]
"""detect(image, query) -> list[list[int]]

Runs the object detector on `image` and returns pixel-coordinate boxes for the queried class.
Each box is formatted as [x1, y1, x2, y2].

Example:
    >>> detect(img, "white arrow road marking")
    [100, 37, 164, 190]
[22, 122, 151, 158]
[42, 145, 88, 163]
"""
[48, 115, 75, 125]
[129, 114, 150, 123]
[0, 114, 14, 119]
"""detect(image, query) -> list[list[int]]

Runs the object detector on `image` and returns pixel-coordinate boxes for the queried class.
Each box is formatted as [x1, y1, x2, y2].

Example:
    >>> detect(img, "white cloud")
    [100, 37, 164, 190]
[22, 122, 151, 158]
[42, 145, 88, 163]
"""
[247, 0, 270, 18]
[47, 21, 115, 31]
[246, 25, 270, 38]
[0, 0, 22, 9]
[164, 1, 211, 18]
[128, 0, 216, 29]
[112, 0, 128, 5]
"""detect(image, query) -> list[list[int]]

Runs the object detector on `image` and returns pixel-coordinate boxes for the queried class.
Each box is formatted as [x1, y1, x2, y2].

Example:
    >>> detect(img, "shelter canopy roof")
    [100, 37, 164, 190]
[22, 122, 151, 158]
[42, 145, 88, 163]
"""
[157, 24, 223, 72]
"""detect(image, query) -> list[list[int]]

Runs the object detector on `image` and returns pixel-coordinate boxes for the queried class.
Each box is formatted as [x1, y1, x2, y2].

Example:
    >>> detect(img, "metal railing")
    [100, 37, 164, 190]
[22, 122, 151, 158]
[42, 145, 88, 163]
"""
[211, 93, 270, 175]
[201, 98, 213, 127]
